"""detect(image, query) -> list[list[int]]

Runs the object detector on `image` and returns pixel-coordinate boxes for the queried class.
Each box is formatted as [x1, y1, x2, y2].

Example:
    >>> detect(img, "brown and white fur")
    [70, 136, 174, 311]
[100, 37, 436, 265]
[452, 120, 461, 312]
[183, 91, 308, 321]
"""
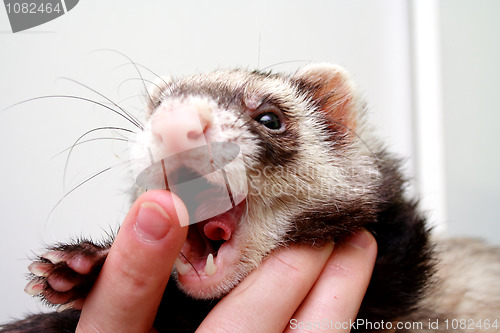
[2, 64, 500, 332]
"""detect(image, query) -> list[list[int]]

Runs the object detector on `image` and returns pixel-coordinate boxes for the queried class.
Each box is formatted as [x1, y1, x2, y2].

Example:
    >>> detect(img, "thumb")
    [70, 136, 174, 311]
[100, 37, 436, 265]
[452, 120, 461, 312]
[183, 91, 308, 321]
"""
[76, 190, 188, 333]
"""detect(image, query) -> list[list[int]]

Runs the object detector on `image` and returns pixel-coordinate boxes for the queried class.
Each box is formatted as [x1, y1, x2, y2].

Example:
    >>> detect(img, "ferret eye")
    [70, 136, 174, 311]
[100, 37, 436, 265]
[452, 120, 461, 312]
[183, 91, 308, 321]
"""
[255, 112, 282, 131]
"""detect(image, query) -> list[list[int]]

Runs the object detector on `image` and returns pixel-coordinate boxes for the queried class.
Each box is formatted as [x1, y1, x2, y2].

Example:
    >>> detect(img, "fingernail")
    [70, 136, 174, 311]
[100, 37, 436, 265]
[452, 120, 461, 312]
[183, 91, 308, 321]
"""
[347, 229, 373, 249]
[135, 201, 171, 242]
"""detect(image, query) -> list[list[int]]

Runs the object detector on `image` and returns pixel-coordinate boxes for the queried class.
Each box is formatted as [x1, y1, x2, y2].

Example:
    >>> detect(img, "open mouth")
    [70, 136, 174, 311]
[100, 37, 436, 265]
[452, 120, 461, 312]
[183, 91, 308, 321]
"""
[174, 197, 246, 294]
[164, 167, 247, 291]
[138, 164, 247, 296]
[134, 142, 248, 296]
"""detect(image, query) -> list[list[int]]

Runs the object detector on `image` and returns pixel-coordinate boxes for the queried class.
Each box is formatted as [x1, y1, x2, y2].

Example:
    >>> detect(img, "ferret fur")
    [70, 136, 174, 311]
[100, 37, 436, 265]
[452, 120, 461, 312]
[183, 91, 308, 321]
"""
[2, 64, 500, 333]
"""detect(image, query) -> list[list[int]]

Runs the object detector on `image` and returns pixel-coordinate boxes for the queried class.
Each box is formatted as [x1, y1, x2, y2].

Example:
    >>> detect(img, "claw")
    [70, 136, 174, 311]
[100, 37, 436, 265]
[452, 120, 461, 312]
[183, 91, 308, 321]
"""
[27, 241, 111, 307]
[24, 279, 44, 296]
[42, 251, 65, 264]
[28, 262, 52, 277]
[57, 298, 85, 312]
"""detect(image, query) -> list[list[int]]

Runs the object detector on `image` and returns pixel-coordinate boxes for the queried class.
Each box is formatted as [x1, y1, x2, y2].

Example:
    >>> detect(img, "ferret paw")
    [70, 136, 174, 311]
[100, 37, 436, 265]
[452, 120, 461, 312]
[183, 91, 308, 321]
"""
[25, 241, 110, 311]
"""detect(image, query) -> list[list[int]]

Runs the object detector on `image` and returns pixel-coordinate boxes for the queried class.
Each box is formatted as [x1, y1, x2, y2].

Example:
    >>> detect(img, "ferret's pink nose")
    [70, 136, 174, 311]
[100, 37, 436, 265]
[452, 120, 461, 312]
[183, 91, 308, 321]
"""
[151, 105, 210, 157]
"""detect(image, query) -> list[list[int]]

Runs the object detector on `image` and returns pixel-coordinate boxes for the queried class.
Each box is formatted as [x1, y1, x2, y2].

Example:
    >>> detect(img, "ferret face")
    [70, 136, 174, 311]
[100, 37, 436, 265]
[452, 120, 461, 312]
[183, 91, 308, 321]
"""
[130, 64, 381, 299]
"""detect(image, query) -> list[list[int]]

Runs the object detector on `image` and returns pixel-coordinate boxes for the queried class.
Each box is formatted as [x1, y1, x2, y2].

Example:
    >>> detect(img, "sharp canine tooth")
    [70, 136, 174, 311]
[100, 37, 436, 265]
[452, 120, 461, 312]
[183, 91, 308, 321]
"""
[174, 258, 191, 275]
[204, 253, 217, 276]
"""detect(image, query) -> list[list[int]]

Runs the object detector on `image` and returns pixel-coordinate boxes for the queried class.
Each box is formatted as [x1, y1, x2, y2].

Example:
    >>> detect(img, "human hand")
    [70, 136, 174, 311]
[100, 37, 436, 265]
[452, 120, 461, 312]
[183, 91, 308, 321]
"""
[76, 190, 377, 333]
[75, 190, 188, 333]
[198, 229, 377, 333]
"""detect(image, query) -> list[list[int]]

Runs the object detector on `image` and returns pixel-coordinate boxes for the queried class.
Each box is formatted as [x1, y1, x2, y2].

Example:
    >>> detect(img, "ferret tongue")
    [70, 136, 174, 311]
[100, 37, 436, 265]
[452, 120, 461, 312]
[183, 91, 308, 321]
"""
[203, 216, 236, 241]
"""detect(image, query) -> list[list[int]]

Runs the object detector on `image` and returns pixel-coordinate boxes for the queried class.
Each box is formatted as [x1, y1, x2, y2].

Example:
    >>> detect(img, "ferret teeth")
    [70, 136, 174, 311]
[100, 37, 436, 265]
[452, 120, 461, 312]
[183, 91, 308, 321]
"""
[204, 253, 217, 276]
[174, 258, 191, 275]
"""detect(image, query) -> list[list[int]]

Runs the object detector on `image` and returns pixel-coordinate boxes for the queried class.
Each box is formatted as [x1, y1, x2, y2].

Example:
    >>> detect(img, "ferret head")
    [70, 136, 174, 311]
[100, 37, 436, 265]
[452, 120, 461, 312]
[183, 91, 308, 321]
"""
[130, 64, 381, 299]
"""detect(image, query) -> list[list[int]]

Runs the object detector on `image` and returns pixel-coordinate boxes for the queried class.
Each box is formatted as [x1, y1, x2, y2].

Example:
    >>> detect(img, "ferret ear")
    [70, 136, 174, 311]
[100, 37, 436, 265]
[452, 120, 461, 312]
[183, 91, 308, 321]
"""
[294, 63, 360, 132]
[146, 75, 172, 114]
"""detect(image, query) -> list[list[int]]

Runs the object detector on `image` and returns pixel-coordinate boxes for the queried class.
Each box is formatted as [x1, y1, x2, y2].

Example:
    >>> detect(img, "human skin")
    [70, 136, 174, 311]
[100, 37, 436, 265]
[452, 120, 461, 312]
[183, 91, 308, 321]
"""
[75, 190, 377, 333]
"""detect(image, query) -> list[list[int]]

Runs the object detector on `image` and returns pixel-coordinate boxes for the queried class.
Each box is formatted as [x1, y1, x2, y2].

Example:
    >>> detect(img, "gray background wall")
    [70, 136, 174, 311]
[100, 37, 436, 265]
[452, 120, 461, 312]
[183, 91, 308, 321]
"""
[0, 0, 498, 323]
[440, 0, 500, 242]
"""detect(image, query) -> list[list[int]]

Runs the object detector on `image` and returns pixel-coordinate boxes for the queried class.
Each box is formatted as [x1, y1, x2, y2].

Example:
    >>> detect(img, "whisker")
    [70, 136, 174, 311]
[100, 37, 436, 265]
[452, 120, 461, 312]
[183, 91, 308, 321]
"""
[62, 126, 136, 190]
[257, 32, 261, 69]
[3, 95, 142, 130]
[47, 158, 136, 226]
[93, 49, 155, 112]
[179, 252, 201, 279]
[230, 108, 247, 129]
[115, 94, 147, 106]
[231, 118, 256, 142]
[260, 60, 312, 72]
[52, 137, 133, 160]
[56, 77, 144, 130]
[111, 62, 170, 88]
[46, 165, 114, 224]
[118, 77, 164, 97]
[135, 63, 171, 88]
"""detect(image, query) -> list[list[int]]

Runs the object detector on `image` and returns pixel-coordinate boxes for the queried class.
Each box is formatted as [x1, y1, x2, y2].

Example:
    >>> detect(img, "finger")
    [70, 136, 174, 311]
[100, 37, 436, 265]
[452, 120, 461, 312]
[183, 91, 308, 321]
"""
[197, 243, 335, 333]
[76, 190, 189, 333]
[285, 230, 377, 333]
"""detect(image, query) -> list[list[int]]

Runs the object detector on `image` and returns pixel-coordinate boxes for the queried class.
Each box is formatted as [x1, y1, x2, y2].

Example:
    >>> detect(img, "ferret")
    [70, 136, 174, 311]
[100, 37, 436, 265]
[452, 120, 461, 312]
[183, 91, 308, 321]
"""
[2, 63, 500, 332]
